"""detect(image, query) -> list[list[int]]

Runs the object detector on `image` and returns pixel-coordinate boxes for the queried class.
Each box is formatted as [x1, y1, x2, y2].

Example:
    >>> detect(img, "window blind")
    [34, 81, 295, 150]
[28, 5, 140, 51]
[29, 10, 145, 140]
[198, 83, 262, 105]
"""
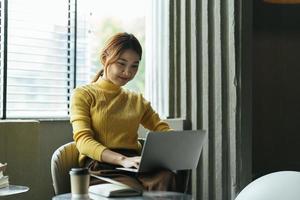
[5, 0, 74, 118]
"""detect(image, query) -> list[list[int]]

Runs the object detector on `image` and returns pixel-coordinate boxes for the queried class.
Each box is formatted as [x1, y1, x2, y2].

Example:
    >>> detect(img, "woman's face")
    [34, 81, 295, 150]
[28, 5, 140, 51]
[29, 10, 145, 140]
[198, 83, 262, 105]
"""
[104, 49, 140, 86]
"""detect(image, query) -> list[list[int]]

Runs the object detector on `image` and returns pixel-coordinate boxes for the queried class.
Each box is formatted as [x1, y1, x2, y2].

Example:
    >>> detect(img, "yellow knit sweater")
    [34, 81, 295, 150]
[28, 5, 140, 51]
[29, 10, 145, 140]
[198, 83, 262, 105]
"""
[70, 79, 170, 166]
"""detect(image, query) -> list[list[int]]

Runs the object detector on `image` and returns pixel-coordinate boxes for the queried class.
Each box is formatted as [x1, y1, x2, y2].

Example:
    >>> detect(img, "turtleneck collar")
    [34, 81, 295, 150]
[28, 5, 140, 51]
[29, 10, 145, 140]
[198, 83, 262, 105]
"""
[95, 78, 121, 92]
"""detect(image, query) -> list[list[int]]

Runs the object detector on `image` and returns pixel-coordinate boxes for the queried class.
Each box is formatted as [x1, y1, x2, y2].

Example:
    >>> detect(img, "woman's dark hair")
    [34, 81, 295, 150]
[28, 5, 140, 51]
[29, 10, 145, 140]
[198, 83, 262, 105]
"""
[91, 32, 142, 82]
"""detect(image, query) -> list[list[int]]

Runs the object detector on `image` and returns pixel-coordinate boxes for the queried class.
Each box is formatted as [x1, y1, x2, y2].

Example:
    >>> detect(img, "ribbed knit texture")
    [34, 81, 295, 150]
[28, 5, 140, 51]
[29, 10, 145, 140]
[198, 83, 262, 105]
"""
[70, 78, 170, 166]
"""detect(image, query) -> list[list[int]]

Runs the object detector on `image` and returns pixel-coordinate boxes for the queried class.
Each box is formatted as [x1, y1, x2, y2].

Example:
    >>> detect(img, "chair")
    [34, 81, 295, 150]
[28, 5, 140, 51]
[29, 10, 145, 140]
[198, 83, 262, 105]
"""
[235, 171, 300, 200]
[51, 142, 79, 195]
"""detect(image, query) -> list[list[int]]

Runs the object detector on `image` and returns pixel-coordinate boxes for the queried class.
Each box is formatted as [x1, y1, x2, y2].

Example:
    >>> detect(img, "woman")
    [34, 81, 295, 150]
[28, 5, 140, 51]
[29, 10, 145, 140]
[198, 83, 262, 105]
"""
[70, 32, 176, 191]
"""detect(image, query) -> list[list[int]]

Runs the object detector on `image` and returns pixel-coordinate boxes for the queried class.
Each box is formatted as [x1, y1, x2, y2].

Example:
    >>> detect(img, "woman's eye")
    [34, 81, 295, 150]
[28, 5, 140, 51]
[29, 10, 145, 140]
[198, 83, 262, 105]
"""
[117, 62, 125, 66]
[132, 65, 139, 68]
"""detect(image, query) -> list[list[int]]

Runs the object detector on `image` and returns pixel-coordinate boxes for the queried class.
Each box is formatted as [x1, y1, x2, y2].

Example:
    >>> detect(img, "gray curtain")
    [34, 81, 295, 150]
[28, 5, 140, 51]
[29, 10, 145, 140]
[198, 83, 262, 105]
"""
[168, 0, 252, 199]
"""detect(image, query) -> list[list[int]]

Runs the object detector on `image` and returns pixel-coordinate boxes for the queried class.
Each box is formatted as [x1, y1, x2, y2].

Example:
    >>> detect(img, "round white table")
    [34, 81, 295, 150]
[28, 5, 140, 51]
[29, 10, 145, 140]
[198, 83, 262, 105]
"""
[0, 185, 29, 196]
[53, 191, 193, 200]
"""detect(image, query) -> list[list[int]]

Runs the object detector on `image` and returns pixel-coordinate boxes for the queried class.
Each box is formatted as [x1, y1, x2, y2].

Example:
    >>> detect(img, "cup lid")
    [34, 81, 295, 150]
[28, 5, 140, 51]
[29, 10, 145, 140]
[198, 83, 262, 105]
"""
[69, 168, 89, 175]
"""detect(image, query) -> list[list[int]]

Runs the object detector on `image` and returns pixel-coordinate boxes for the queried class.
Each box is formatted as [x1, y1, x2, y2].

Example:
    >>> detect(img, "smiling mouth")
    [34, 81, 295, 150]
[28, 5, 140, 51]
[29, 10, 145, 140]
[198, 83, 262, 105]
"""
[119, 76, 130, 81]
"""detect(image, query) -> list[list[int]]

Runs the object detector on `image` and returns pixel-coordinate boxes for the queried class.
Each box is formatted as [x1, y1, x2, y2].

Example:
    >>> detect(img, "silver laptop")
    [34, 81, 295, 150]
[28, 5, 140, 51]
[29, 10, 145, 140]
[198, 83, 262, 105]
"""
[117, 130, 206, 173]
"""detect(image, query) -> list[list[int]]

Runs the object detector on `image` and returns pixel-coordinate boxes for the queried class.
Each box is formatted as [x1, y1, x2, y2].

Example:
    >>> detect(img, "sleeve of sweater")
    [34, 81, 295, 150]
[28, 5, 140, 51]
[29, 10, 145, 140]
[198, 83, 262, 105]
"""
[140, 96, 171, 131]
[70, 87, 107, 162]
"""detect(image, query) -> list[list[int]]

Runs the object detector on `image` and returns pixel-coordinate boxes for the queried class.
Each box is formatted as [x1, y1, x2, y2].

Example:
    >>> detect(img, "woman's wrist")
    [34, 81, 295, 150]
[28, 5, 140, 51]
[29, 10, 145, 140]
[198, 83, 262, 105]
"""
[101, 149, 127, 166]
[116, 155, 127, 166]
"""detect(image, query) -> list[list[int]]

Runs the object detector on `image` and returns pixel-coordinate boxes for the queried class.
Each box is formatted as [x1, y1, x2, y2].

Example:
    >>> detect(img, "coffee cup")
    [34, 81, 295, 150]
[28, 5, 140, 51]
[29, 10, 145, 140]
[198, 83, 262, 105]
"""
[69, 168, 90, 199]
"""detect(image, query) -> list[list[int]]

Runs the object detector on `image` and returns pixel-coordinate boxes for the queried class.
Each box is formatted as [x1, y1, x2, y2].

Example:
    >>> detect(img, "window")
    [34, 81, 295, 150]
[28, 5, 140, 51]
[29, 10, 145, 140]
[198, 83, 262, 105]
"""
[0, 0, 74, 118]
[77, 0, 170, 117]
[0, 0, 169, 119]
[144, 0, 169, 118]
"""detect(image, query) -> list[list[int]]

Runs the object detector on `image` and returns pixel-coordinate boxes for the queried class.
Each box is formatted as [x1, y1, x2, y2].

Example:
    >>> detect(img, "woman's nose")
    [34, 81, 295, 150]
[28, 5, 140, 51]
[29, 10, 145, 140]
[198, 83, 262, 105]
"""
[123, 68, 132, 76]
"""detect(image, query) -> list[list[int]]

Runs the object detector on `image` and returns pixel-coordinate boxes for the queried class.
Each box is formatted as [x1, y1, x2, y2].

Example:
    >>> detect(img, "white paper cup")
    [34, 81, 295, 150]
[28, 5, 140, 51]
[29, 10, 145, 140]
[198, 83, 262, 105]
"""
[69, 168, 90, 199]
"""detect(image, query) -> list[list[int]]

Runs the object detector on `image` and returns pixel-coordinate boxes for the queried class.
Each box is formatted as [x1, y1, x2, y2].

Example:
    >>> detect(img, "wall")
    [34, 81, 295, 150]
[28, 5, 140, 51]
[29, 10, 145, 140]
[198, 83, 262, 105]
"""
[0, 120, 73, 200]
[253, 0, 300, 178]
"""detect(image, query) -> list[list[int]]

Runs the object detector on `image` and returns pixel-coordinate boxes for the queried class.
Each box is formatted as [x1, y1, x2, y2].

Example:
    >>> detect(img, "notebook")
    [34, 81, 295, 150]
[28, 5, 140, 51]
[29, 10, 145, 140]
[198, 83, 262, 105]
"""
[117, 130, 206, 173]
[89, 174, 142, 198]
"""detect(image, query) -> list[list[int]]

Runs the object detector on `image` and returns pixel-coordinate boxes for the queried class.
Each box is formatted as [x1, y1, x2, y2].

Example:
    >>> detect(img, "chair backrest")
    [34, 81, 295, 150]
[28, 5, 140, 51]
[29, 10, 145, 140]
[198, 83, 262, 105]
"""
[51, 141, 79, 195]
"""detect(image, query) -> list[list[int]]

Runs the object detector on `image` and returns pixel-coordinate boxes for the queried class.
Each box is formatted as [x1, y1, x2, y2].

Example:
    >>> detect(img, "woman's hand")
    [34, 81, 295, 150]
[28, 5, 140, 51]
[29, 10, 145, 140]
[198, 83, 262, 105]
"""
[101, 149, 141, 168]
[120, 156, 141, 169]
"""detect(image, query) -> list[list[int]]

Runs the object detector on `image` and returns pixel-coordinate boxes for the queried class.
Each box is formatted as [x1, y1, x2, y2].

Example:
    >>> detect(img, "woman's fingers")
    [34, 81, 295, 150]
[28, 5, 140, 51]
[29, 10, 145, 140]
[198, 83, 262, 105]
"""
[132, 156, 141, 163]
[122, 156, 141, 168]
[128, 157, 140, 168]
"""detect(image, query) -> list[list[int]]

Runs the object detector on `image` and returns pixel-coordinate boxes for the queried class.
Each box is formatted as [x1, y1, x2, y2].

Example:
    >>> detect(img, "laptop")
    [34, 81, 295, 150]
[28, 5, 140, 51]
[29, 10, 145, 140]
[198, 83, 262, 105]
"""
[117, 130, 206, 173]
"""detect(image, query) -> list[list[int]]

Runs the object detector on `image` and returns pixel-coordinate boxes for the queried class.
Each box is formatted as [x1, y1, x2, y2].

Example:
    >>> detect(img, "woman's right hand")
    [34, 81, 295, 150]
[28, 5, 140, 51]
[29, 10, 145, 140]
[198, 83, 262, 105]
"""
[101, 149, 141, 168]
[120, 156, 141, 169]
